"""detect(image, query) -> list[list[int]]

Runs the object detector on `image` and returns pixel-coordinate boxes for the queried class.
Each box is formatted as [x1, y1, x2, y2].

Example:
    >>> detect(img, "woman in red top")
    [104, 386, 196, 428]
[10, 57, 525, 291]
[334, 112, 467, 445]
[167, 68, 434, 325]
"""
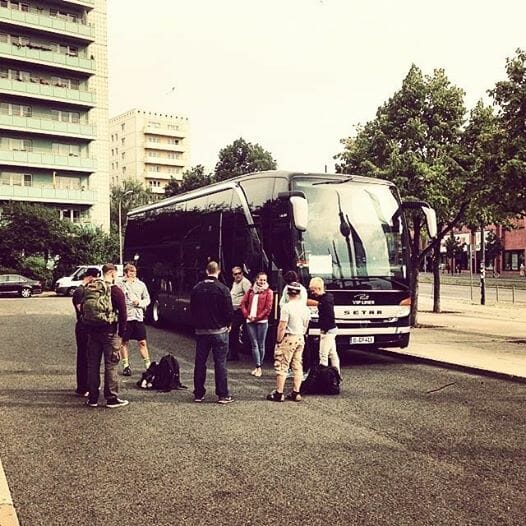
[240, 272, 273, 377]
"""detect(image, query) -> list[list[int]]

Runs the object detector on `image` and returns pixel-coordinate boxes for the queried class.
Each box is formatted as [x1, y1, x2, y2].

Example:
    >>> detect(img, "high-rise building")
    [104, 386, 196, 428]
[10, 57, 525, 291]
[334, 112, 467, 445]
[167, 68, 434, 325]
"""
[0, 0, 110, 229]
[109, 108, 190, 194]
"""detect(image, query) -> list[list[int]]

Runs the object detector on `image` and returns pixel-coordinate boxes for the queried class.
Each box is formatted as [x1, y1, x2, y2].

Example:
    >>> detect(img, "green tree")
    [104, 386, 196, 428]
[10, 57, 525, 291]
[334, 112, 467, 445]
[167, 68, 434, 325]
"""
[110, 178, 156, 233]
[484, 231, 503, 269]
[0, 202, 72, 269]
[489, 48, 526, 215]
[214, 137, 277, 182]
[165, 165, 213, 197]
[335, 66, 467, 323]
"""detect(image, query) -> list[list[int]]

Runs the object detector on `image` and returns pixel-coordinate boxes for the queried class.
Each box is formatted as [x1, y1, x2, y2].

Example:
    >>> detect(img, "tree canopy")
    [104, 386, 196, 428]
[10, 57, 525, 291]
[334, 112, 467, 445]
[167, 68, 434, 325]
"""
[165, 165, 213, 197]
[214, 137, 277, 182]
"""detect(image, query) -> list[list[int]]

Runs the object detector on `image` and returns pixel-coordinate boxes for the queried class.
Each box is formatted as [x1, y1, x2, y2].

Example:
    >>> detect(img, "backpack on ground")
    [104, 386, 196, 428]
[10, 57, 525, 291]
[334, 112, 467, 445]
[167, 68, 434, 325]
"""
[300, 365, 341, 395]
[82, 278, 117, 327]
[152, 354, 187, 392]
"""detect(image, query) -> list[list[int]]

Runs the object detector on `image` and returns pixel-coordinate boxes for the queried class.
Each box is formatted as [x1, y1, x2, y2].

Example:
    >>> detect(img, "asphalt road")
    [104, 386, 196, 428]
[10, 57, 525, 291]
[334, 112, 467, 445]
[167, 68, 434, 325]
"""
[0, 296, 525, 526]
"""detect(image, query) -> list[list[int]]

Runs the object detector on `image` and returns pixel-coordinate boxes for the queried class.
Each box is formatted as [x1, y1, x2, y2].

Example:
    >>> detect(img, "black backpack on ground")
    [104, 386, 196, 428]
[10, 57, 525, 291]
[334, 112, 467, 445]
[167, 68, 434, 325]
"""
[300, 365, 341, 395]
[136, 354, 187, 392]
[137, 362, 159, 390]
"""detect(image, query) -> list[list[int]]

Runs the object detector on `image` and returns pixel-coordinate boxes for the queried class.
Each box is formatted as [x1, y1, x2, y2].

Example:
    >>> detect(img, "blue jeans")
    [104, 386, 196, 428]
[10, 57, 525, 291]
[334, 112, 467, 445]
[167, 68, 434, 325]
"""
[246, 321, 268, 367]
[193, 332, 229, 398]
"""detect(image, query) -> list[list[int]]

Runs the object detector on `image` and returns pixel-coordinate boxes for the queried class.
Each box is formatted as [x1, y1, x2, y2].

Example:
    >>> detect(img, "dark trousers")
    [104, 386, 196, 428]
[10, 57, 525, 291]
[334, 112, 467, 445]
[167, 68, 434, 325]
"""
[193, 332, 229, 398]
[75, 322, 89, 394]
[228, 309, 245, 358]
[86, 330, 120, 401]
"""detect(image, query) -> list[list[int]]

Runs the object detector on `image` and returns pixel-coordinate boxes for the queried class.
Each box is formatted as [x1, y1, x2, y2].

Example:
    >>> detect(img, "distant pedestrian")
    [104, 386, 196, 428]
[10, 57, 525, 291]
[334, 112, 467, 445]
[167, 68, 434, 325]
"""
[309, 277, 341, 377]
[228, 266, 251, 360]
[267, 282, 311, 402]
[117, 263, 151, 376]
[240, 272, 273, 378]
[520, 263, 525, 277]
[189, 261, 235, 404]
[83, 263, 129, 408]
[72, 267, 100, 397]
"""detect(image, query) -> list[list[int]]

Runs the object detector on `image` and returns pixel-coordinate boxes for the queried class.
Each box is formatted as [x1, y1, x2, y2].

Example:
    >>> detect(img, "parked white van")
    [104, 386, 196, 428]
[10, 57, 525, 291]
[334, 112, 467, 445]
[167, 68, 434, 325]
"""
[54, 264, 124, 296]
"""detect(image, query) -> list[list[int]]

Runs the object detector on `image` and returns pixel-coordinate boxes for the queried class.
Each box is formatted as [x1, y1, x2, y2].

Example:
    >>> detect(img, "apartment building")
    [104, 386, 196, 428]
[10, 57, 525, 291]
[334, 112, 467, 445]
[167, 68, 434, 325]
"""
[109, 108, 190, 194]
[0, 0, 110, 229]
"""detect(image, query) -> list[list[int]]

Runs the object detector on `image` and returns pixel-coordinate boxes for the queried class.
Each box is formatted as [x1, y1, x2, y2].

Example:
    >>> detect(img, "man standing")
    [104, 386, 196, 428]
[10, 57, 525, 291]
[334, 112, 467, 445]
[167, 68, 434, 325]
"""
[267, 282, 311, 402]
[228, 266, 251, 360]
[72, 267, 100, 396]
[117, 263, 151, 376]
[189, 261, 234, 404]
[84, 263, 129, 408]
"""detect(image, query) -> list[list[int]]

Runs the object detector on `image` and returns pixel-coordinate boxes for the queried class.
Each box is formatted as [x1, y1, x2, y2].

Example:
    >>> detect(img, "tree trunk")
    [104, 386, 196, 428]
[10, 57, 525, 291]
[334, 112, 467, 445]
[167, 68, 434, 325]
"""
[432, 243, 441, 313]
[409, 221, 421, 327]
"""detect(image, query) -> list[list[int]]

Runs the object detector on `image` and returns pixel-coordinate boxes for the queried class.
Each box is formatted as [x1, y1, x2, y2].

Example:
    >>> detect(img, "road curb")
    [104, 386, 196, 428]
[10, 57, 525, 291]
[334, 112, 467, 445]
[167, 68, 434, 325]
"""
[372, 348, 526, 384]
[0, 459, 20, 526]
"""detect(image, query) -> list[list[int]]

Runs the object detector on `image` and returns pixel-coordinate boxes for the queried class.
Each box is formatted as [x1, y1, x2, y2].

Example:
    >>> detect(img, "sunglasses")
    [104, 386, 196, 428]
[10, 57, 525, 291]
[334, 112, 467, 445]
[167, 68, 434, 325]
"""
[233, 272, 242, 276]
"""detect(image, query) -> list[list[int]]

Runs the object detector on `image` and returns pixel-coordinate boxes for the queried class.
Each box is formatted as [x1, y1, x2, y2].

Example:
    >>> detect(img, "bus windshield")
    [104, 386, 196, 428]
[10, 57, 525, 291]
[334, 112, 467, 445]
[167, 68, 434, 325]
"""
[293, 178, 409, 290]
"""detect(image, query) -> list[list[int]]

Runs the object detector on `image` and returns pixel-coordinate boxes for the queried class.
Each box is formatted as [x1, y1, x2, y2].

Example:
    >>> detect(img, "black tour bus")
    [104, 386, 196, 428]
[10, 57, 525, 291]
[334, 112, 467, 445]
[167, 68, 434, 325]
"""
[124, 170, 436, 351]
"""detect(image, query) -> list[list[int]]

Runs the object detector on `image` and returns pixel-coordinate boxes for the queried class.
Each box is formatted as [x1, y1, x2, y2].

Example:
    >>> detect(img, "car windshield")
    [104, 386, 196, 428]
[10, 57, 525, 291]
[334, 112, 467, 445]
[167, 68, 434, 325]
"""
[293, 178, 409, 290]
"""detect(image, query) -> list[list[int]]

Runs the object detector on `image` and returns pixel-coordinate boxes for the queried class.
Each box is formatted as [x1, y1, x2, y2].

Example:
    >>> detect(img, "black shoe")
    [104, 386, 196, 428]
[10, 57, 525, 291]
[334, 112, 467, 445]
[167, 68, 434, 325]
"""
[266, 390, 284, 402]
[106, 398, 129, 408]
[285, 391, 302, 402]
[122, 366, 132, 376]
[86, 399, 98, 408]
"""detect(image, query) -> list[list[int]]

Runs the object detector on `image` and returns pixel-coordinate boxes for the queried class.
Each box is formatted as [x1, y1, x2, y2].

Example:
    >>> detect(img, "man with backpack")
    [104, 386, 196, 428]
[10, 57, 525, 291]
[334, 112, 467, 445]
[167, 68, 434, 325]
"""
[83, 263, 129, 408]
[189, 261, 235, 404]
[72, 267, 100, 397]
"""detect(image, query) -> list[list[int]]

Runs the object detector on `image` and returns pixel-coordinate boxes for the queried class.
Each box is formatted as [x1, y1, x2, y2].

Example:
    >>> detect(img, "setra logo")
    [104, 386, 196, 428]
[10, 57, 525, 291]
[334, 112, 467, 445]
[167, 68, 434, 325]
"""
[352, 293, 375, 305]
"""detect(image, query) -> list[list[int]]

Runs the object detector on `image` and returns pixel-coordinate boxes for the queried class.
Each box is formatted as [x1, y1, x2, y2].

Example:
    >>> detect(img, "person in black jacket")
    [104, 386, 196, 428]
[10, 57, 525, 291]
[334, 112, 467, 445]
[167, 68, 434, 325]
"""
[309, 277, 341, 377]
[189, 261, 235, 404]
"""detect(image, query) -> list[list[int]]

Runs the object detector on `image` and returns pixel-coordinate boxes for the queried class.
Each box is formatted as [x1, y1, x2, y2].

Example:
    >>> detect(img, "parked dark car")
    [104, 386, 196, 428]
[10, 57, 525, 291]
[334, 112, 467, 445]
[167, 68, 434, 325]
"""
[0, 274, 43, 298]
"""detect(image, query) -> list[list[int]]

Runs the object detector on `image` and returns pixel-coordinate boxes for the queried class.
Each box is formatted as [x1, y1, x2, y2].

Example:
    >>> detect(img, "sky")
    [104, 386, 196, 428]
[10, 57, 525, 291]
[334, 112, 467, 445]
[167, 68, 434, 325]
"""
[107, 0, 526, 174]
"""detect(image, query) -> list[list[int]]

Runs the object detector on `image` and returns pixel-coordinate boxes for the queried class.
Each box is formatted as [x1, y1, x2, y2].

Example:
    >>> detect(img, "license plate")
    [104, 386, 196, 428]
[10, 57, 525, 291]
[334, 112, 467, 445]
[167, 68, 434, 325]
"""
[351, 336, 374, 344]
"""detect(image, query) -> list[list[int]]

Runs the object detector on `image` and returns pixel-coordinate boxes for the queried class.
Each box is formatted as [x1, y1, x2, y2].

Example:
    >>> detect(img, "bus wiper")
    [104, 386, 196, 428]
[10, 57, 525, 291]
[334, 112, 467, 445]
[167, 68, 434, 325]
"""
[312, 178, 354, 186]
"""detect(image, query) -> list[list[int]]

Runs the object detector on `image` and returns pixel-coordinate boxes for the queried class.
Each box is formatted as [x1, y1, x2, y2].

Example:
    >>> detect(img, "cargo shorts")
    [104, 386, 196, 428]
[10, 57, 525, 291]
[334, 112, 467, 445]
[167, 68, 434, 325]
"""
[273, 334, 305, 376]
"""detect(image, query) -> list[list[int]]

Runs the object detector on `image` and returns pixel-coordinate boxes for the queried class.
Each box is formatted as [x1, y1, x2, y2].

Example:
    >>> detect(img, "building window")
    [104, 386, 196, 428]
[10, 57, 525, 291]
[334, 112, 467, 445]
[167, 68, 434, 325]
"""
[122, 166, 126, 174]
[121, 152, 125, 159]
[168, 138, 179, 145]
[121, 123, 125, 131]
[0, 172, 32, 186]
[121, 137, 125, 146]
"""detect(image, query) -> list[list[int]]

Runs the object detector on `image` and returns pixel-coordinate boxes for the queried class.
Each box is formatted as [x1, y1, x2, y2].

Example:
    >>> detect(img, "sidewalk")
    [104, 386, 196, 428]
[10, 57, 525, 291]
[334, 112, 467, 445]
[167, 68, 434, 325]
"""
[379, 294, 526, 382]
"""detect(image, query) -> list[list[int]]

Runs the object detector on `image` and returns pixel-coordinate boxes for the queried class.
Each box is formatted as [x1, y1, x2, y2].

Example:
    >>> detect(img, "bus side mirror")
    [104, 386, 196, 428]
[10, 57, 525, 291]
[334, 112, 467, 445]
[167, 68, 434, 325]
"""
[278, 191, 309, 232]
[290, 196, 308, 231]
[422, 206, 437, 238]
[402, 200, 437, 239]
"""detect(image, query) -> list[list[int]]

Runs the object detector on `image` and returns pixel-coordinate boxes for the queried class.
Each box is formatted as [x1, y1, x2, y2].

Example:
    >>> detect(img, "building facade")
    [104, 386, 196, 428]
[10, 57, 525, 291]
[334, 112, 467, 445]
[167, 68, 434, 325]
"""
[109, 108, 190, 194]
[0, 0, 109, 229]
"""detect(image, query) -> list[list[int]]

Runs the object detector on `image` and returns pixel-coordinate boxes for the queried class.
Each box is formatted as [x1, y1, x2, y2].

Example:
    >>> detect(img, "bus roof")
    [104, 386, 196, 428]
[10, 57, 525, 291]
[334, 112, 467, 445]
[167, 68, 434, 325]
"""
[128, 170, 395, 217]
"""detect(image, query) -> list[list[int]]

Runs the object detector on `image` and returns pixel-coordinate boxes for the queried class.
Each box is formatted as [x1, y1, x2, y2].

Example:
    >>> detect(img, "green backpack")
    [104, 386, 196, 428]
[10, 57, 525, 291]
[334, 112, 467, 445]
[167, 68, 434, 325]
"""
[82, 279, 117, 327]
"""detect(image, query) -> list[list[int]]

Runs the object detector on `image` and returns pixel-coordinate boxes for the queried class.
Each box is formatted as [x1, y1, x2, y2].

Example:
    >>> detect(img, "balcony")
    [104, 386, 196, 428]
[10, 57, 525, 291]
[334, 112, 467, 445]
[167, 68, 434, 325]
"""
[145, 156, 185, 167]
[0, 78, 96, 107]
[0, 113, 95, 139]
[0, 183, 97, 205]
[62, 0, 95, 10]
[0, 6, 95, 42]
[145, 141, 184, 152]
[145, 171, 179, 180]
[0, 42, 95, 75]
[0, 148, 96, 172]
[144, 124, 186, 138]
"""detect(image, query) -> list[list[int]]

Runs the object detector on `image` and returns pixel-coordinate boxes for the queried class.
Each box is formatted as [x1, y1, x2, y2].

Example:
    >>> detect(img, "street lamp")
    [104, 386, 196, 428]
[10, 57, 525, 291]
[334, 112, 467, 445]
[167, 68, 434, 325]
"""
[118, 189, 133, 265]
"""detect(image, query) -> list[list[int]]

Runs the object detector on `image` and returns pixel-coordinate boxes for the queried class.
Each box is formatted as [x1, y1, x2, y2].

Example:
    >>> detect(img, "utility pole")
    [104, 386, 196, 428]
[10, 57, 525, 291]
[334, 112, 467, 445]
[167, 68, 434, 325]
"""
[480, 224, 486, 305]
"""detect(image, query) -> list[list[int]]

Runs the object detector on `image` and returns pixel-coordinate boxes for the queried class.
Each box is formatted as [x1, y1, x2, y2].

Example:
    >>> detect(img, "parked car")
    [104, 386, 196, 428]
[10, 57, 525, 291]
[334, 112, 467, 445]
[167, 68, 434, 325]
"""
[0, 274, 43, 298]
[54, 264, 124, 296]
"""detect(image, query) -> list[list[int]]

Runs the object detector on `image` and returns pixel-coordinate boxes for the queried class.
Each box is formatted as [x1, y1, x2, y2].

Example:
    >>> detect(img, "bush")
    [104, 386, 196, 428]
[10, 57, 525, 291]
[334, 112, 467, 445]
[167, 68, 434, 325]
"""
[18, 256, 53, 290]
